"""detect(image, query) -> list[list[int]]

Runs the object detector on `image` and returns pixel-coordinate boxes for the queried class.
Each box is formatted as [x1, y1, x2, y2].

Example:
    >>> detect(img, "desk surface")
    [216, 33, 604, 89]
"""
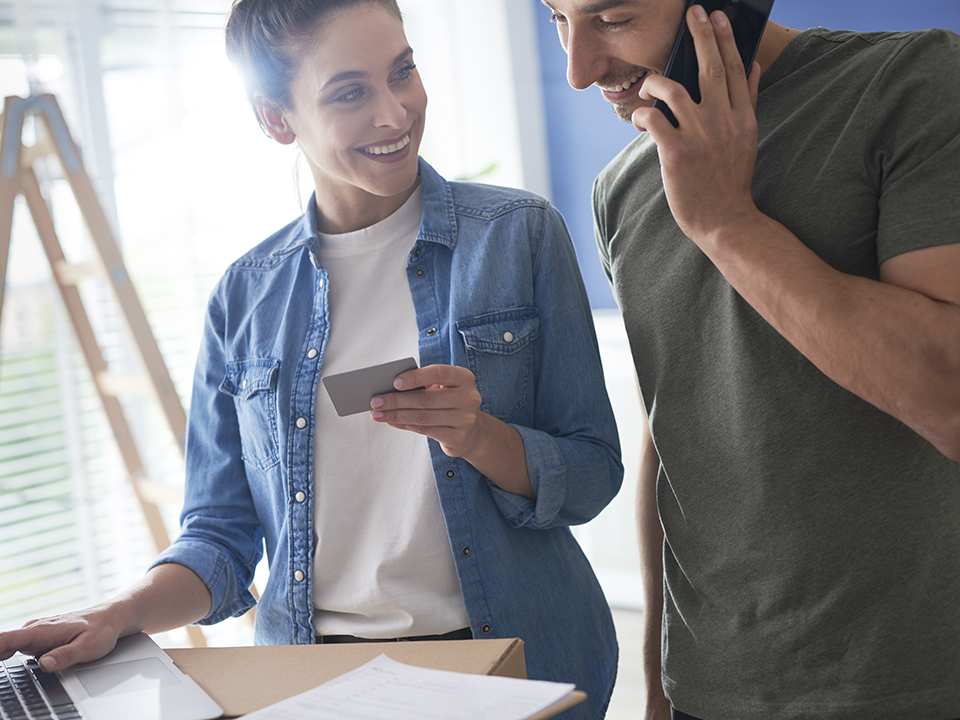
[166, 639, 584, 719]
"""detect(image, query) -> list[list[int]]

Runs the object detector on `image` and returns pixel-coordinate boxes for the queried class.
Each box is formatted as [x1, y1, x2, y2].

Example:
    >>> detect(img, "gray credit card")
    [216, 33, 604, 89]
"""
[321, 357, 419, 417]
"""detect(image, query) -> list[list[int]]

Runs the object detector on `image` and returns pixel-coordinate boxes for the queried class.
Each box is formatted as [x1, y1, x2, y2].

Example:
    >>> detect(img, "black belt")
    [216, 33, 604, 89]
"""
[316, 627, 473, 644]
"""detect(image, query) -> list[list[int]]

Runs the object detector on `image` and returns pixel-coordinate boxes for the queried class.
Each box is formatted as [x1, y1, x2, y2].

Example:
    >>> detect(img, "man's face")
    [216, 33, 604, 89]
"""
[542, 0, 686, 122]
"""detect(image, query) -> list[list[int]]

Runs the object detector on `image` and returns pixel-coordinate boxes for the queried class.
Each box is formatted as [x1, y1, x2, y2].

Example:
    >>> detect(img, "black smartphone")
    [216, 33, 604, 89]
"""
[653, 0, 775, 128]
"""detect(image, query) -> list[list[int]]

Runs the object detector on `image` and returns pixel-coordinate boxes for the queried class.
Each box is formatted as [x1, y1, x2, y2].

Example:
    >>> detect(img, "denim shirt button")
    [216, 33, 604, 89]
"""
[503, 331, 515, 343]
[296, 417, 307, 429]
[445, 469, 456, 479]
[426, 327, 438, 337]
[480, 623, 492, 635]
[415, 268, 426, 279]
[295, 491, 306, 503]
[413, 246, 423, 258]
[294, 570, 305, 582]
[461, 546, 471, 557]
[307, 348, 318, 359]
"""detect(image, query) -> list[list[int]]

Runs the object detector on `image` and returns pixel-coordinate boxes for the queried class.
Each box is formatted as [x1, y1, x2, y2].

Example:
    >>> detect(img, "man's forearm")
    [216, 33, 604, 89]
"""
[695, 212, 960, 460]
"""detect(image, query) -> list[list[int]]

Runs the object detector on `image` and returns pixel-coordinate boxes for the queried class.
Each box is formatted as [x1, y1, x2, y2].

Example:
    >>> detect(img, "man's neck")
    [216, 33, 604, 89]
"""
[755, 21, 804, 75]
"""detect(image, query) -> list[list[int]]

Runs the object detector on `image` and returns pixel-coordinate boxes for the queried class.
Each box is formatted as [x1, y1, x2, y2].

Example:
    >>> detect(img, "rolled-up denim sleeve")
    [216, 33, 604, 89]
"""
[149, 278, 262, 623]
[487, 204, 623, 529]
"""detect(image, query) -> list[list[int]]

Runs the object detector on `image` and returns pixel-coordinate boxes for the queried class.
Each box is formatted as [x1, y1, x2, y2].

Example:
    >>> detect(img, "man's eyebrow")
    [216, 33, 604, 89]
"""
[322, 48, 413, 90]
[541, 0, 633, 13]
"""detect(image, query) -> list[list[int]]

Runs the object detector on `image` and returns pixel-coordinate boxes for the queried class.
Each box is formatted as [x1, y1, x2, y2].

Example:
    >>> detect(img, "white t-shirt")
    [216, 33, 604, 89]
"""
[311, 187, 469, 638]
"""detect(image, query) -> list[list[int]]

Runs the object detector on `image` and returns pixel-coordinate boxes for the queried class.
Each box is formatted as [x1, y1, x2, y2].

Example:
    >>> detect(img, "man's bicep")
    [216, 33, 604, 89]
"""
[879, 242, 960, 307]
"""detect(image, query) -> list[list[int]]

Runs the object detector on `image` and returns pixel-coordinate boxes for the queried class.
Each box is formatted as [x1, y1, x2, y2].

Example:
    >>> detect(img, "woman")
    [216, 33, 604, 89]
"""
[0, 1, 622, 716]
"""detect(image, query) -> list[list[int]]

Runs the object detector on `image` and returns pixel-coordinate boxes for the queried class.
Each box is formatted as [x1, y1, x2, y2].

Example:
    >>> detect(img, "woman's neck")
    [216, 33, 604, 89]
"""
[313, 180, 420, 235]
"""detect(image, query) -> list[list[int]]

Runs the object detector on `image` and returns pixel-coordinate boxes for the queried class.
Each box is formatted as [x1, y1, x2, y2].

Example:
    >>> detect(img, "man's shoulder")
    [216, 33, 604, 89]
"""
[808, 26, 958, 50]
[774, 26, 960, 82]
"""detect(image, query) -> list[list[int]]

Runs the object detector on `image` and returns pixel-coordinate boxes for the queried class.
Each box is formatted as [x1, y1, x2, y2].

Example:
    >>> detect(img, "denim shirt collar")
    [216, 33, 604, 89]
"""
[270, 158, 457, 269]
[415, 158, 457, 251]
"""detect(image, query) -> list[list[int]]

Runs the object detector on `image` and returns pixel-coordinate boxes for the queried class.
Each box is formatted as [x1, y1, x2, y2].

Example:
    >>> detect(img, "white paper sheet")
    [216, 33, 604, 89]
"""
[239, 654, 577, 720]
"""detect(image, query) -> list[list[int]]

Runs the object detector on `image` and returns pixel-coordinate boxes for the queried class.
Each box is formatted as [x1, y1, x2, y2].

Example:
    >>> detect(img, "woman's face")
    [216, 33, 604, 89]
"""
[278, 5, 427, 229]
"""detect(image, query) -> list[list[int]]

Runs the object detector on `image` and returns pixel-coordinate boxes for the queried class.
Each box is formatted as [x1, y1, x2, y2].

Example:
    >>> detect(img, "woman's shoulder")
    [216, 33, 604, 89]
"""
[447, 179, 551, 221]
[225, 211, 315, 272]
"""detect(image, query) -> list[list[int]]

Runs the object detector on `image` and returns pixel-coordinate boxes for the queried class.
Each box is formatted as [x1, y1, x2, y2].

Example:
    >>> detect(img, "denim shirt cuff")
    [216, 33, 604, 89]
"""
[150, 541, 257, 625]
[486, 424, 566, 529]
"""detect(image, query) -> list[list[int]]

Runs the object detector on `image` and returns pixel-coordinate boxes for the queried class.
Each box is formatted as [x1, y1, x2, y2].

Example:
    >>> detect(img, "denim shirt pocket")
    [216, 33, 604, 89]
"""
[457, 308, 539, 422]
[220, 358, 282, 471]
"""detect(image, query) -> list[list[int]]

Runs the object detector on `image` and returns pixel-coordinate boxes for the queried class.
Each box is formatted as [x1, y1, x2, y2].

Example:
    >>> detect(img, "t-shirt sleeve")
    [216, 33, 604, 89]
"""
[592, 174, 615, 282]
[872, 28, 960, 263]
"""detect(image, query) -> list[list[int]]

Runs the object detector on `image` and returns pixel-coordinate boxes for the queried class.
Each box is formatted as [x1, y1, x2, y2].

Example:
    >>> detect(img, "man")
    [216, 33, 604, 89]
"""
[542, 1, 960, 719]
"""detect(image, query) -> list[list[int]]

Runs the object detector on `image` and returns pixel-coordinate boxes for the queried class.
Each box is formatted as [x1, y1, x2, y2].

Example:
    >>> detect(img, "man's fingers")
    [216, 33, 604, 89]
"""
[686, 5, 729, 106]
[709, 9, 752, 111]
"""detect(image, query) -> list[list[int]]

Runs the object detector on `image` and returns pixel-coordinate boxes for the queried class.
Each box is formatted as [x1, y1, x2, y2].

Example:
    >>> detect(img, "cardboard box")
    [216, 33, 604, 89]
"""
[166, 638, 584, 719]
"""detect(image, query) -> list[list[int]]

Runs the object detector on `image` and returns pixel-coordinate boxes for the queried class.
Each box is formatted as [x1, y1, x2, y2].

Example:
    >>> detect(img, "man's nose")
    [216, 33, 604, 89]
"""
[565, 24, 604, 90]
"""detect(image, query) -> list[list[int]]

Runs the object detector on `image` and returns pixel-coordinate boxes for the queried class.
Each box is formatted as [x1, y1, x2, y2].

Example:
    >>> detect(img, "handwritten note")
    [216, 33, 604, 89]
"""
[240, 654, 577, 720]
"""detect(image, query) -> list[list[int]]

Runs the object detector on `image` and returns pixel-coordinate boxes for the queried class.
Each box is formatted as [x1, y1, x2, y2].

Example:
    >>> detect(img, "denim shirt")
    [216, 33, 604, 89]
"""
[153, 159, 622, 718]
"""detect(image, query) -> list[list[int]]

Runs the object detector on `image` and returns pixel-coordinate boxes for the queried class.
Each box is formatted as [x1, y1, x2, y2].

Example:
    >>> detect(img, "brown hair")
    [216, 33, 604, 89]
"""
[225, 0, 403, 124]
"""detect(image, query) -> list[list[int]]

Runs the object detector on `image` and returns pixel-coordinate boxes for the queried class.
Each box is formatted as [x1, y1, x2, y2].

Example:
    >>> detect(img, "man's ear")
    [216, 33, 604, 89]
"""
[255, 94, 296, 145]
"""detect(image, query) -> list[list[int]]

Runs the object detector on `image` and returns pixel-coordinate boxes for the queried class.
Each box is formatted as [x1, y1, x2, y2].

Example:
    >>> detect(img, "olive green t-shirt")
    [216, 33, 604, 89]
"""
[593, 28, 960, 720]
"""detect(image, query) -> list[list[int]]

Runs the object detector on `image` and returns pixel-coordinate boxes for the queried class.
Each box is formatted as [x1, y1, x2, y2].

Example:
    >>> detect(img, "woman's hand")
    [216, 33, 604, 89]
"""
[0, 563, 210, 672]
[0, 605, 126, 672]
[371, 364, 535, 498]
[370, 364, 483, 458]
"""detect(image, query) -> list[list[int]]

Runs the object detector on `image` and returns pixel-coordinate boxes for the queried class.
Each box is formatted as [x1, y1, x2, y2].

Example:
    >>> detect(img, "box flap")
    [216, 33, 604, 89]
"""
[166, 638, 526, 718]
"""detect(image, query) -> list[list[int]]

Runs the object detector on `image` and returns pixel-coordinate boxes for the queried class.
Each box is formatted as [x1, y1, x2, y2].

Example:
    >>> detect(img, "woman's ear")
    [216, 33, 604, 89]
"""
[255, 94, 296, 145]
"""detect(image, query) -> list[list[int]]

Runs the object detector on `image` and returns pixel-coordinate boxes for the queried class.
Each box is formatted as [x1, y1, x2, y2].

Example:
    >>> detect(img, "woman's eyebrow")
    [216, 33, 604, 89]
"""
[322, 48, 413, 90]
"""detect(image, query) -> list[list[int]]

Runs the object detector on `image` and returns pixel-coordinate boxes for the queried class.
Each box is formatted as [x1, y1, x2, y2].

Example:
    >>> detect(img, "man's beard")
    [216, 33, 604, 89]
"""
[610, 101, 634, 124]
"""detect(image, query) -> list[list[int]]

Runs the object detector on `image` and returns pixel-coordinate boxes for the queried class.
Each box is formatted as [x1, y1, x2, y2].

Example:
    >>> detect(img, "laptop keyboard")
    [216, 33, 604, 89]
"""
[0, 655, 83, 720]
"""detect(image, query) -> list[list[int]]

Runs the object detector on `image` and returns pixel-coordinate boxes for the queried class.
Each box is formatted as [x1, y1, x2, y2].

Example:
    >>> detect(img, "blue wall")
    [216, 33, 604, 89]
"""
[534, 1, 960, 309]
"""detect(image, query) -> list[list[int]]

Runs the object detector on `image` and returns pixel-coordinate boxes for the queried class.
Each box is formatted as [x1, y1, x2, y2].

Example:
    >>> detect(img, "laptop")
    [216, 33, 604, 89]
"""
[0, 633, 223, 720]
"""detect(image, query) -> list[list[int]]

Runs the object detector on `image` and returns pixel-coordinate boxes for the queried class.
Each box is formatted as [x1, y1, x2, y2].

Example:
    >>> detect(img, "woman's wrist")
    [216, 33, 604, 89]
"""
[460, 413, 535, 499]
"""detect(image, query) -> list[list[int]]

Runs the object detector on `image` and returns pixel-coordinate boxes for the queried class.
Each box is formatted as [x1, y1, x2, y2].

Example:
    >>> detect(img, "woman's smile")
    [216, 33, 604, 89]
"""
[357, 127, 414, 161]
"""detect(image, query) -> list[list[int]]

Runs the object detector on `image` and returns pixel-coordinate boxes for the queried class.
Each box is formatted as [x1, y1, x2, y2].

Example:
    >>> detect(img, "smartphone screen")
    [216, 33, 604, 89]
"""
[653, 0, 775, 127]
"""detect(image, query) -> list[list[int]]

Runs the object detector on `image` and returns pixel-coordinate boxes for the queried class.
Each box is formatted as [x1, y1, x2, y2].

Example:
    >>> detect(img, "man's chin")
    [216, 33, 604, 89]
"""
[610, 101, 635, 124]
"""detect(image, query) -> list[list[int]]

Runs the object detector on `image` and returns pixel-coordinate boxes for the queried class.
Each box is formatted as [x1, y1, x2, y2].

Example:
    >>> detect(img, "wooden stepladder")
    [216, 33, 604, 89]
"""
[0, 94, 250, 646]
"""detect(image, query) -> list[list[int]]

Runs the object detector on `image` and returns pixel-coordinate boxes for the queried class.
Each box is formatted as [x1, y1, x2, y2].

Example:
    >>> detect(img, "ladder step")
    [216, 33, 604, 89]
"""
[19, 137, 57, 167]
[96, 371, 153, 397]
[135, 478, 184, 505]
[53, 259, 104, 284]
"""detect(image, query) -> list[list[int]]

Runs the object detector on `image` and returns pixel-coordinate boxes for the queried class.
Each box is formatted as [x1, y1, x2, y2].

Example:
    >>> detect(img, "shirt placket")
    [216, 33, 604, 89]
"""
[290, 262, 329, 644]
[405, 238, 493, 638]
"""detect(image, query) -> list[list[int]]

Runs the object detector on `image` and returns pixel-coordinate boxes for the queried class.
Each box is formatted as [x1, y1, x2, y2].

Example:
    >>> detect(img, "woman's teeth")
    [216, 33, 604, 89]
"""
[604, 75, 641, 93]
[362, 134, 411, 155]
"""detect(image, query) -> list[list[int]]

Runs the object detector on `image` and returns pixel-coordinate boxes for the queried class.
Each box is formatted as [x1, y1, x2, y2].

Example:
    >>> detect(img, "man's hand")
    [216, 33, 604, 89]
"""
[633, 4, 763, 245]
[646, 692, 672, 720]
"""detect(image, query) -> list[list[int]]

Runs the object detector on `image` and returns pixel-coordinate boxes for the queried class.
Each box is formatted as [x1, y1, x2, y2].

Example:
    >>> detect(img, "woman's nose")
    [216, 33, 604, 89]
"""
[373, 90, 407, 129]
